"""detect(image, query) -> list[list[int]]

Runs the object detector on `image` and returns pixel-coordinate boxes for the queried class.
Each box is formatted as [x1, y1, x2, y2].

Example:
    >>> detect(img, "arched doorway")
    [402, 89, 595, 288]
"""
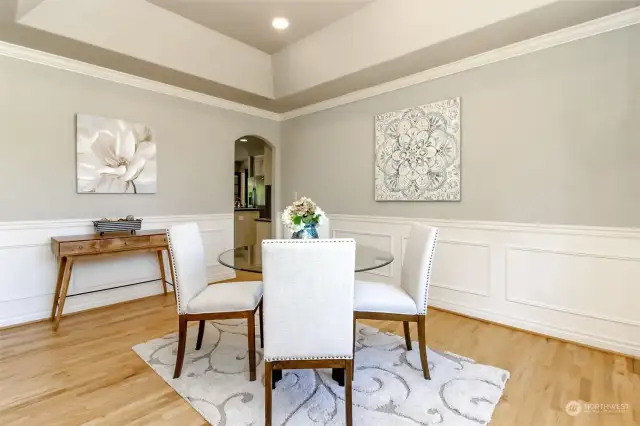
[234, 135, 274, 248]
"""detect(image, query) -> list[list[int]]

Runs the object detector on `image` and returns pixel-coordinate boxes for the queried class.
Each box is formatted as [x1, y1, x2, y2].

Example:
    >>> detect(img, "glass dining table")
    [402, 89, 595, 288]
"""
[217, 242, 395, 387]
[218, 243, 394, 274]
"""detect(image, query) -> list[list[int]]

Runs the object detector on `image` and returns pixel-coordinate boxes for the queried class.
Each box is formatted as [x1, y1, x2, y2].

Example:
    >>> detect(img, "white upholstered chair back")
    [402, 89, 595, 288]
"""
[317, 217, 331, 238]
[166, 223, 208, 315]
[401, 224, 439, 315]
[261, 239, 356, 361]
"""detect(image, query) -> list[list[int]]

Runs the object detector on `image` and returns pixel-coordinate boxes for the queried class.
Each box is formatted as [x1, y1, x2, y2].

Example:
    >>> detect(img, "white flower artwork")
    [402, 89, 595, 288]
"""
[375, 98, 461, 201]
[76, 114, 157, 194]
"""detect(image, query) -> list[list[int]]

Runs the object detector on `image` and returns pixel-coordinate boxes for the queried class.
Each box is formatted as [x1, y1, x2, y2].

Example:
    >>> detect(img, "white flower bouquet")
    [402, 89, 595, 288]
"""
[281, 197, 326, 233]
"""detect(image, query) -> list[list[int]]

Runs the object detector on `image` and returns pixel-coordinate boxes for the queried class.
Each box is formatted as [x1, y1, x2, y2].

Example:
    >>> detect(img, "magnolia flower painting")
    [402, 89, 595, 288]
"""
[375, 98, 461, 201]
[77, 114, 157, 194]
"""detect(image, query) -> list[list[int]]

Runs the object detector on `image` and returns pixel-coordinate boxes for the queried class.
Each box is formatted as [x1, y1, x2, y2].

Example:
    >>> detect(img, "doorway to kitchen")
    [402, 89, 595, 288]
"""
[234, 135, 274, 248]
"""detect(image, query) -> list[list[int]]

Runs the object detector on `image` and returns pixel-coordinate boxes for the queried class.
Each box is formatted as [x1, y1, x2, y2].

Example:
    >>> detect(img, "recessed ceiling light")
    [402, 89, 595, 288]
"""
[239, 138, 248, 142]
[272, 17, 289, 30]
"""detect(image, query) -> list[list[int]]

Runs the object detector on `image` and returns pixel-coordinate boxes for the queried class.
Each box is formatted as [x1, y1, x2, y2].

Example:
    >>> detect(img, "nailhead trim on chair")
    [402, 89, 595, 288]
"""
[420, 229, 439, 315]
[265, 355, 353, 362]
[165, 228, 184, 314]
[263, 239, 356, 363]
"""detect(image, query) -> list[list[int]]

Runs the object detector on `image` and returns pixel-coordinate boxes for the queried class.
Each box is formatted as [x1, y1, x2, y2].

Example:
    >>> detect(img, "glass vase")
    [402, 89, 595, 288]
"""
[292, 223, 319, 239]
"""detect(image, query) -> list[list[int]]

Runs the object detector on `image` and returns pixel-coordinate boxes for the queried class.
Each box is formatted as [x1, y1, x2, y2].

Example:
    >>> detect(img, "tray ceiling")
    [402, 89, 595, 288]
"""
[1, 0, 638, 113]
[147, 0, 374, 54]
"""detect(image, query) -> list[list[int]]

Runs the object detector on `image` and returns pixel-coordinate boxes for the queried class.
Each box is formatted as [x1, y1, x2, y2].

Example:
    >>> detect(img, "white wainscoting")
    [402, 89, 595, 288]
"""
[0, 214, 235, 327]
[328, 214, 640, 357]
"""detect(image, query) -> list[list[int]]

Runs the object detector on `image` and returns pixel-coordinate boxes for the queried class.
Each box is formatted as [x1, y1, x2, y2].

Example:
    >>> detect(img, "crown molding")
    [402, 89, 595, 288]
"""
[280, 6, 640, 121]
[0, 6, 637, 123]
[0, 40, 282, 121]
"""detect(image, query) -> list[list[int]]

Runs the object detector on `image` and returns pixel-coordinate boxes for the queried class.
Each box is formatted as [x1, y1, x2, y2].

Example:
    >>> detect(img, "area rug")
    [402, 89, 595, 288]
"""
[133, 320, 509, 425]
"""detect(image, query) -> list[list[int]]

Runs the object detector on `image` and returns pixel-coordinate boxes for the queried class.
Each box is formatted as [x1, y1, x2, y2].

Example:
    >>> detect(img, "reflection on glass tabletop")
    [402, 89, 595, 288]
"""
[218, 243, 394, 273]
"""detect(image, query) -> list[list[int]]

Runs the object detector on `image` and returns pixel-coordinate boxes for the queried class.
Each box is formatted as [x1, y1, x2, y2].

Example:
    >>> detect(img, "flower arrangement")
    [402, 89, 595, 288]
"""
[281, 197, 326, 233]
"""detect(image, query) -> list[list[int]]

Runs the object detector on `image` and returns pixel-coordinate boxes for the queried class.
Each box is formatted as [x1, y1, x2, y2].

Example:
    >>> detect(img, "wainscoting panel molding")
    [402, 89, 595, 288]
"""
[505, 246, 640, 327]
[330, 214, 640, 357]
[0, 214, 235, 327]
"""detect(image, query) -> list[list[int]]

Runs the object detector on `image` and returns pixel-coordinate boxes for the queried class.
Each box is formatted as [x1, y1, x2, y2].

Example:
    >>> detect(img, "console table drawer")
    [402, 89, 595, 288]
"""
[59, 240, 101, 256]
[150, 234, 168, 246]
[99, 235, 154, 252]
[57, 234, 168, 256]
[103, 234, 167, 251]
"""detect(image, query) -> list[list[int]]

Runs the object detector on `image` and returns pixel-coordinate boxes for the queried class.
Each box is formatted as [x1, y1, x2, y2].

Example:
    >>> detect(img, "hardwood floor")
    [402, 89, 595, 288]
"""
[1, 272, 638, 425]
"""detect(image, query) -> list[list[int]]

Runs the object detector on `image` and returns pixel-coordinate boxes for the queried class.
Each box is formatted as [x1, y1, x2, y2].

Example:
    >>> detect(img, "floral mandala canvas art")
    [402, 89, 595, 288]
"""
[375, 97, 461, 201]
[77, 114, 157, 193]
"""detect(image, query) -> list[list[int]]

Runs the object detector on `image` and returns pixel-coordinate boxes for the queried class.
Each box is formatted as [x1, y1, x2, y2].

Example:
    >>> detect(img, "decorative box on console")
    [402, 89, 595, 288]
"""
[93, 217, 142, 236]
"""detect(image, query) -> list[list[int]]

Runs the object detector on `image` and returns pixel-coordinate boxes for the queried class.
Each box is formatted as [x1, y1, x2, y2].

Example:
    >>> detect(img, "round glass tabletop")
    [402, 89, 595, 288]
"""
[218, 243, 394, 273]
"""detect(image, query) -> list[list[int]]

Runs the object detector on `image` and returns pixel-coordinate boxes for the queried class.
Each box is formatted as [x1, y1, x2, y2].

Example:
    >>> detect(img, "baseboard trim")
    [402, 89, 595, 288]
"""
[429, 298, 640, 358]
[0, 271, 236, 331]
[0, 214, 235, 327]
[430, 304, 640, 365]
[0, 289, 172, 332]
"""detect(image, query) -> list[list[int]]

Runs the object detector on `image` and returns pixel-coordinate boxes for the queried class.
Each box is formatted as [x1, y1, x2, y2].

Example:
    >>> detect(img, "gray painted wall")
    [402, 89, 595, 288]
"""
[0, 55, 280, 221]
[282, 26, 639, 227]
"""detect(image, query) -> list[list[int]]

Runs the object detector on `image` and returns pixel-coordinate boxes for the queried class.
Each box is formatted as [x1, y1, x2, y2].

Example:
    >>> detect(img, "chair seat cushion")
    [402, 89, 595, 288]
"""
[354, 280, 417, 315]
[186, 281, 262, 314]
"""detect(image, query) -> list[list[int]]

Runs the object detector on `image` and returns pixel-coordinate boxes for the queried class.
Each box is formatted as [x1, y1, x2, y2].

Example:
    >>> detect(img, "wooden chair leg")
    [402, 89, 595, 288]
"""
[259, 301, 264, 349]
[272, 370, 282, 389]
[403, 321, 412, 351]
[345, 359, 353, 426]
[264, 361, 273, 426]
[195, 320, 205, 350]
[417, 315, 431, 380]
[247, 313, 257, 381]
[352, 317, 357, 379]
[173, 315, 187, 379]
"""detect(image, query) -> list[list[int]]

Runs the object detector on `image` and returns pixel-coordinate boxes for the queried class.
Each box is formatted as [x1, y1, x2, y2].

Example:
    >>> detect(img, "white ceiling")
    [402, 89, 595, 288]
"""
[147, 0, 374, 54]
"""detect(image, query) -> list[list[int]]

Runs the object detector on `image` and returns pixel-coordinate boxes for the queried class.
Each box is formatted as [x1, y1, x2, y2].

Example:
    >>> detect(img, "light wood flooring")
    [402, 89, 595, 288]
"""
[0, 272, 638, 426]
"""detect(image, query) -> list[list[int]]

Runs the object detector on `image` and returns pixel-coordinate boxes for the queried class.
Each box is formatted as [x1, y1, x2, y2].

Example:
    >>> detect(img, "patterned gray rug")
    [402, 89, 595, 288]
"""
[133, 320, 509, 425]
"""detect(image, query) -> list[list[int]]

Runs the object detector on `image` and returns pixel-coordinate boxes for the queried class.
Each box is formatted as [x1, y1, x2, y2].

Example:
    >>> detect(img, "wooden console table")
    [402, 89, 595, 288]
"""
[50, 230, 175, 331]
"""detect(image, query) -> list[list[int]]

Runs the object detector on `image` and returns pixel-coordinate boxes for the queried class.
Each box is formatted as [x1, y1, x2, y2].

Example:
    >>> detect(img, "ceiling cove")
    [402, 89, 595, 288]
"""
[0, 1, 638, 117]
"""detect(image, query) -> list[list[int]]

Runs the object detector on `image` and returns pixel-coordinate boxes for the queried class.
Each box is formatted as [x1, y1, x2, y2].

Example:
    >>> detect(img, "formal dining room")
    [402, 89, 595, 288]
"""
[0, 1, 638, 426]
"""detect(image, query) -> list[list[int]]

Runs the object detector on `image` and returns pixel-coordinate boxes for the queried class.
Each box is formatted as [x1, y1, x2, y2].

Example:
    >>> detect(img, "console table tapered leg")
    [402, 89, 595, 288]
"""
[53, 258, 74, 331]
[156, 250, 168, 295]
[50, 257, 67, 321]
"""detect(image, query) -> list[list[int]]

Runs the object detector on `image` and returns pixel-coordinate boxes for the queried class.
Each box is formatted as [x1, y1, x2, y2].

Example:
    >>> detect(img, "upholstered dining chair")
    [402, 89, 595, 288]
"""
[317, 217, 331, 238]
[166, 222, 263, 380]
[354, 223, 438, 379]
[262, 239, 356, 426]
